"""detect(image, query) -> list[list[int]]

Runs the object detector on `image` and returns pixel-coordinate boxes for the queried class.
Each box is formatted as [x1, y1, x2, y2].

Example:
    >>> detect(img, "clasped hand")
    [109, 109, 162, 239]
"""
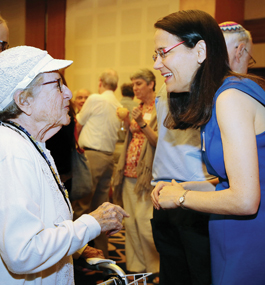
[132, 106, 145, 126]
[151, 180, 185, 210]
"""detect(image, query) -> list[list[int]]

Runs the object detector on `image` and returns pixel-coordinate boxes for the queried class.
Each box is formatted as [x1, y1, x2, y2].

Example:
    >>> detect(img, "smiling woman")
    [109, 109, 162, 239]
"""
[153, 29, 206, 95]
[151, 9, 265, 285]
[0, 46, 129, 285]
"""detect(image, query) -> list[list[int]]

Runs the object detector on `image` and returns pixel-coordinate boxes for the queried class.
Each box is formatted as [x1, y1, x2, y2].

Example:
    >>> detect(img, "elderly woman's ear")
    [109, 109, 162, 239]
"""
[13, 90, 34, 115]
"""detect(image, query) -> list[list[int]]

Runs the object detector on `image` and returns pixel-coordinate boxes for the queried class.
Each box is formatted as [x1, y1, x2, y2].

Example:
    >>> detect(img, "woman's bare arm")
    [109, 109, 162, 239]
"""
[158, 89, 262, 215]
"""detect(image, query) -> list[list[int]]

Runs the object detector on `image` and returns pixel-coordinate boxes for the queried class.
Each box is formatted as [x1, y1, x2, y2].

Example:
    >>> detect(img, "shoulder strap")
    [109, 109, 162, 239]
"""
[216, 77, 265, 106]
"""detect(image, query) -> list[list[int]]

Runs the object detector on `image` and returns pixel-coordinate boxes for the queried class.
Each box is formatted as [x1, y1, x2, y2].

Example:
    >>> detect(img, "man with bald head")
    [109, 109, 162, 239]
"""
[0, 15, 9, 53]
[72, 88, 90, 113]
[73, 69, 122, 258]
[219, 21, 255, 74]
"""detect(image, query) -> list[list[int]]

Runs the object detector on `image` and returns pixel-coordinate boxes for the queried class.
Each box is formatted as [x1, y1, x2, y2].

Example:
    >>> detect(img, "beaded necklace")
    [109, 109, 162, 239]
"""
[4, 121, 71, 212]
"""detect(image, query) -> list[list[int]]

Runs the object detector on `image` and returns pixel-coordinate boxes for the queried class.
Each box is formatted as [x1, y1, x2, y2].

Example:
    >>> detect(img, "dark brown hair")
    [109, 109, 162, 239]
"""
[156, 10, 265, 129]
[121, 83, 134, 98]
[155, 10, 232, 129]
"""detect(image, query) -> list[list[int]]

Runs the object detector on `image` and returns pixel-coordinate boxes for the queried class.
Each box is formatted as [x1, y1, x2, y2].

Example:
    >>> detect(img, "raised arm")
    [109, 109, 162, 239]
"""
[132, 106, 157, 147]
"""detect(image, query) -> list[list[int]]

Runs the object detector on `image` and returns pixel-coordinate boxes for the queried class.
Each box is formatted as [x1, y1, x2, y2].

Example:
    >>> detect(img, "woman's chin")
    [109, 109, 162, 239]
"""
[165, 84, 176, 94]
[166, 84, 188, 94]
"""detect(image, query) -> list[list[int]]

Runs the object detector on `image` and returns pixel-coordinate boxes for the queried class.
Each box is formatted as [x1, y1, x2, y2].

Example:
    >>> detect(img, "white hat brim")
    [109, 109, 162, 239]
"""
[39, 58, 73, 74]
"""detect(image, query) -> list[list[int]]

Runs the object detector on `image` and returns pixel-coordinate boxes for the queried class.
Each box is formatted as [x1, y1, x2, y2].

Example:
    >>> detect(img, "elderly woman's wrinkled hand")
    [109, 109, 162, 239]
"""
[81, 246, 105, 259]
[158, 180, 185, 209]
[90, 202, 129, 236]
[78, 246, 105, 273]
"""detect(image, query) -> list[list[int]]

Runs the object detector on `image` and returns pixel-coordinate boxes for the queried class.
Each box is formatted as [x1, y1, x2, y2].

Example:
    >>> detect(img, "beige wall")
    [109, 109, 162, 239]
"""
[245, 0, 265, 19]
[65, 0, 180, 99]
[0, 0, 26, 48]
[180, 0, 215, 17]
[245, 0, 265, 67]
[0, 0, 264, 96]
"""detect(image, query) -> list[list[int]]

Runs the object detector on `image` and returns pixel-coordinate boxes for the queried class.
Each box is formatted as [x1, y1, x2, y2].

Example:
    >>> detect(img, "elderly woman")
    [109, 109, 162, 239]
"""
[151, 10, 265, 284]
[114, 69, 159, 276]
[0, 46, 128, 284]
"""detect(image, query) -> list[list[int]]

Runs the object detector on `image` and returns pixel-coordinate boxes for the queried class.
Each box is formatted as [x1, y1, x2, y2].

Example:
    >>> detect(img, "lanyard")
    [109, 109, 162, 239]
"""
[4, 121, 71, 212]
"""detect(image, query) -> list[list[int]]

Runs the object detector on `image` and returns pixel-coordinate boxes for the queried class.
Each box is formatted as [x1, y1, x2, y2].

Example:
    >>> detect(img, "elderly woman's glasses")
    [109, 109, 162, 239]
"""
[0, 40, 9, 52]
[152, 41, 185, 62]
[42, 78, 63, 93]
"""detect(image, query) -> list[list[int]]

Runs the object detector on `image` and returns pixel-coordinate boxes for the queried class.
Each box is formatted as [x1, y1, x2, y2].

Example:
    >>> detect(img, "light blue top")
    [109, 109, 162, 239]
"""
[152, 84, 212, 184]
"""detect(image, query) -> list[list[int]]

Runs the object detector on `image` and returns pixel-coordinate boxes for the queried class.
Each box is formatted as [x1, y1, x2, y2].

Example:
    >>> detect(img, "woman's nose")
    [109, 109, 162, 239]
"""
[153, 55, 163, 70]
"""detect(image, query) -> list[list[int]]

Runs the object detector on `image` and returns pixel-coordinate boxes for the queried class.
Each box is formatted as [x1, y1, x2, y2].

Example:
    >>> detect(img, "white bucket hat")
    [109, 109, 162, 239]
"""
[0, 46, 73, 111]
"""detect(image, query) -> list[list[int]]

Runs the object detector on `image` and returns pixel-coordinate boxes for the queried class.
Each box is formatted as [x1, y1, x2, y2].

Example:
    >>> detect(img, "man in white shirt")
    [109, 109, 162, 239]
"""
[74, 69, 121, 257]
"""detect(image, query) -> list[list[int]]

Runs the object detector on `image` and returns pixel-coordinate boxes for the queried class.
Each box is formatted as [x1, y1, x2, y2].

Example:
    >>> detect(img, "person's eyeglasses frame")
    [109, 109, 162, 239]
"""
[42, 78, 63, 93]
[153, 41, 185, 62]
[244, 47, 256, 68]
[0, 40, 9, 52]
[235, 45, 256, 68]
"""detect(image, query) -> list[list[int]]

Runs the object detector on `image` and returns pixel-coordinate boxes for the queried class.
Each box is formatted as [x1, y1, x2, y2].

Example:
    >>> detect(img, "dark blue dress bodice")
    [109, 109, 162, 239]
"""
[201, 77, 265, 285]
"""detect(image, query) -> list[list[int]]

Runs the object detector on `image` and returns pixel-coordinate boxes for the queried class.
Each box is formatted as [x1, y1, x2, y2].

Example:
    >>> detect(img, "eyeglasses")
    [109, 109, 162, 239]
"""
[152, 41, 185, 62]
[235, 46, 256, 68]
[42, 78, 63, 93]
[0, 40, 9, 52]
[244, 48, 256, 68]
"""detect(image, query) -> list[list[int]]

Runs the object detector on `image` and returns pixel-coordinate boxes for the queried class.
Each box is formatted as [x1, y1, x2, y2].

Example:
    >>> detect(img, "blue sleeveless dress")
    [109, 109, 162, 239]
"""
[201, 77, 265, 285]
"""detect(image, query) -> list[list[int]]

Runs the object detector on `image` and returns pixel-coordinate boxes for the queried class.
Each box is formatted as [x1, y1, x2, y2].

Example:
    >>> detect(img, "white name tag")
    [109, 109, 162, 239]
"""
[143, 113, 151, 121]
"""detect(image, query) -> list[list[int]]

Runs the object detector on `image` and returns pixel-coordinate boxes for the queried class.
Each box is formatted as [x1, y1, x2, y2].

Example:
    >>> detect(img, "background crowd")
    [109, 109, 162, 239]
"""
[0, 8, 265, 285]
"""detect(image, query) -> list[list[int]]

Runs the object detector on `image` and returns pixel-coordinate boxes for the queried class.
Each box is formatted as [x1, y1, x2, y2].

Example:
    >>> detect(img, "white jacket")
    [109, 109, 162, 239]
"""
[0, 125, 101, 284]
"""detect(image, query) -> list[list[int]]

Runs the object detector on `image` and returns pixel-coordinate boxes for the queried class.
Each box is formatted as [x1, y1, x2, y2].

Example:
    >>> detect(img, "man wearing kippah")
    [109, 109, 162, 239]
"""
[219, 21, 255, 74]
[0, 15, 9, 53]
